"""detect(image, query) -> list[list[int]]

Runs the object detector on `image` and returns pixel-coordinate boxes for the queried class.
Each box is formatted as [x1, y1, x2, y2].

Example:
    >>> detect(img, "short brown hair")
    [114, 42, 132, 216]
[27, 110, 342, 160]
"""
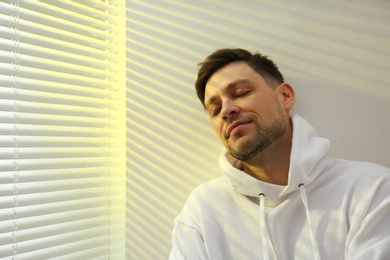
[195, 48, 284, 107]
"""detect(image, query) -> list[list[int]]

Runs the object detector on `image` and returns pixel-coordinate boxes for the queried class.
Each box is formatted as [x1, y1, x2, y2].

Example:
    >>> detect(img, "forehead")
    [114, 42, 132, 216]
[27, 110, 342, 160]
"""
[207, 62, 254, 87]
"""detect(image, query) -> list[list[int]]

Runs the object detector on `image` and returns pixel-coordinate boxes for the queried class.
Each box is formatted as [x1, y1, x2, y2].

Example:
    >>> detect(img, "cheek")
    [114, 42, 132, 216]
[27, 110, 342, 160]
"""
[212, 122, 220, 135]
[238, 96, 263, 111]
[211, 120, 224, 140]
[250, 98, 277, 117]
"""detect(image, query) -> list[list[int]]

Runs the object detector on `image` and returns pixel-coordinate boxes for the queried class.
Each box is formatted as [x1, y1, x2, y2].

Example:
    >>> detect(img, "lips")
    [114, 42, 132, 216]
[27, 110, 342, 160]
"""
[226, 119, 252, 138]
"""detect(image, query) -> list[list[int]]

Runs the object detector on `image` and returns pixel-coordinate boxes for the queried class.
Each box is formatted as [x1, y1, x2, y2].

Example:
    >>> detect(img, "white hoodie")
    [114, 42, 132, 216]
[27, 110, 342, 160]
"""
[169, 114, 390, 260]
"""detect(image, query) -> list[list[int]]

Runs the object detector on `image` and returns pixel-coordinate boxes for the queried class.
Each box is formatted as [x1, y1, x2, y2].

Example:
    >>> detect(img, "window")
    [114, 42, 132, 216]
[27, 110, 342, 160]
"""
[0, 1, 126, 259]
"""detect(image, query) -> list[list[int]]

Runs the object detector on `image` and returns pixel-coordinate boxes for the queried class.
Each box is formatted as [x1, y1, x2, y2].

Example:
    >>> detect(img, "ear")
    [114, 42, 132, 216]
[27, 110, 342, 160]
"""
[279, 83, 295, 110]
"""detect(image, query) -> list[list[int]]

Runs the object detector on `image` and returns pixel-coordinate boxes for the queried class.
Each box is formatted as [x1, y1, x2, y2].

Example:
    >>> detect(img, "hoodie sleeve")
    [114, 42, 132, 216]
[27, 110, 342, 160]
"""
[169, 217, 208, 260]
[169, 187, 209, 260]
[345, 184, 390, 259]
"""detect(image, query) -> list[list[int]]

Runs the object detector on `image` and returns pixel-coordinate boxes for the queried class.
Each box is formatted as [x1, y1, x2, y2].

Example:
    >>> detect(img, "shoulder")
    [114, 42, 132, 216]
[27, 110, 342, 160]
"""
[188, 176, 232, 203]
[327, 158, 390, 180]
[175, 177, 230, 226]
[178, 176, 238, 215]
[315, 158, 390, 200]
[324, 158, 390, 204]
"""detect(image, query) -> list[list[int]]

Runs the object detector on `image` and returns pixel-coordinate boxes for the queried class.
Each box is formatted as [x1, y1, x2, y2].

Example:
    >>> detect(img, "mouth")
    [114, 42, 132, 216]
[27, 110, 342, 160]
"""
[226, 119, 252, 138]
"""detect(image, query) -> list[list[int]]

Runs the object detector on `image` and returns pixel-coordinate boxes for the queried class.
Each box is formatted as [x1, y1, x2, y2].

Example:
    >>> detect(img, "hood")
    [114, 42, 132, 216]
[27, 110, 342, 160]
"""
[219, 114, 330, 201]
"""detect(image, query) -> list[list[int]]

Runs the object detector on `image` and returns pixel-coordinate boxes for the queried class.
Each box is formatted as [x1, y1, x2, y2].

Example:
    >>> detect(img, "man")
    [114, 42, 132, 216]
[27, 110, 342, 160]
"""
[169, 48, 390, 259]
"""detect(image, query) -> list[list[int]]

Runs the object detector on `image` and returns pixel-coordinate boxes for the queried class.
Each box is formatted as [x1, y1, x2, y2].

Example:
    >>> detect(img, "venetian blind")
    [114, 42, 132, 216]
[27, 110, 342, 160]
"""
[0, 1, 126, 259]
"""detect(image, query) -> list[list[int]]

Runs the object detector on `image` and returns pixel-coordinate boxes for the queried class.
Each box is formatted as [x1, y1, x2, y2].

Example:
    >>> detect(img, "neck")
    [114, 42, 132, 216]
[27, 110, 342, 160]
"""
[241, 124, 293, 186]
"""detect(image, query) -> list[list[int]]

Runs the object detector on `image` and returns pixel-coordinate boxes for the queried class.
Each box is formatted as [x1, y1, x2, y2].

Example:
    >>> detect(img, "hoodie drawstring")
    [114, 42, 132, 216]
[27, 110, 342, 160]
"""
[298, 183, 321, 260]
[259, 193, 269, 260]
[259, 186, 321, 260]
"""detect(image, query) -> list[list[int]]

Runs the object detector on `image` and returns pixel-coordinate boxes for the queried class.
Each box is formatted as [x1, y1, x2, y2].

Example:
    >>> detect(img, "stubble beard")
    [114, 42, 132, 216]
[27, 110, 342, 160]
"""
[228, 105, 287, 162]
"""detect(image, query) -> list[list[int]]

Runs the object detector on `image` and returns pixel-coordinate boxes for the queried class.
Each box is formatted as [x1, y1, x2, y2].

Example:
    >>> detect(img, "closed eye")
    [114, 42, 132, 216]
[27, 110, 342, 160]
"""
[210, 107, 221, 117]
[235, 90, 250, 98]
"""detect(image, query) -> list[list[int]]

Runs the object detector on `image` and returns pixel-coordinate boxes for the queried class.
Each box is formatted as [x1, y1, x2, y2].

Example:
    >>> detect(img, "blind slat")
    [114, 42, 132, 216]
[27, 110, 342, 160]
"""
[0, 50, 114, 78]
[0, 39, 114, 70]
[0, 26, 113, 60]
[0, 87, 117, 109]
[0, 77, 109, 97]
[1, 219, 124, 259]
[0, 167, 116, 184]
[0, 11, 114, 46]
[1, 1, 110, 28]
[1, 191, 117, 209]
[0, 112, 118, 127]
[1, 157, 115, 172]
[0, 64, 116, 87]
[1, 224, 111, 254]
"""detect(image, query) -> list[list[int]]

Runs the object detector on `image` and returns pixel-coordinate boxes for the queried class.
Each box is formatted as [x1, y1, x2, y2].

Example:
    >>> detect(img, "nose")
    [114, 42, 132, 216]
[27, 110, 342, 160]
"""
[221, 100, 240, 121]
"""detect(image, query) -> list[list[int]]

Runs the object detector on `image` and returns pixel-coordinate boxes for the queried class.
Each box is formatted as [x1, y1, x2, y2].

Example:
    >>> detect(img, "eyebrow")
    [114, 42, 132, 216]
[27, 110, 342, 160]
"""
[205, 79, 253, 110]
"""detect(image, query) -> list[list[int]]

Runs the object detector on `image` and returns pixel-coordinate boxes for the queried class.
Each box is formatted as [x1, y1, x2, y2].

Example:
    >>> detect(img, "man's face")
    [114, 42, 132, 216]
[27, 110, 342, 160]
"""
[204, 61, 289, 161]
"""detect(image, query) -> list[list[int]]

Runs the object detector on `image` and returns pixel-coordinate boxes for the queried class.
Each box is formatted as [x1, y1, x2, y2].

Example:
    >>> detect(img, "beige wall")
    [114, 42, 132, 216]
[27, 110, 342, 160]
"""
[126, 1, 390, 258]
